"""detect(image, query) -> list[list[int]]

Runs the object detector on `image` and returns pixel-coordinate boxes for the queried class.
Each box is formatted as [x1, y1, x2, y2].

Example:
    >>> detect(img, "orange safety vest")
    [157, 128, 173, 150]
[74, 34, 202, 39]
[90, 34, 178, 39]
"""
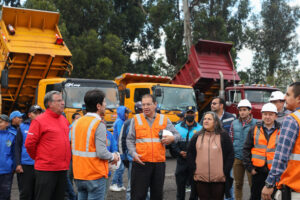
[71, 115, 109, 180]
[134, 113, 168, 162]
[278, 110, 300, 192]
[251, 126, 279, 170]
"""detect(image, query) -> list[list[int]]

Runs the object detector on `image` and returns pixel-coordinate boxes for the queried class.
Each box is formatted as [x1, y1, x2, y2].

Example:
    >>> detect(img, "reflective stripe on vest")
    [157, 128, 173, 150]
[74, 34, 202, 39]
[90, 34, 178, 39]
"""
[72, 118, 99, 158]
[278, 110, 300, 192]
[251, 126, 279, 169]
[135, 113, 167, 162]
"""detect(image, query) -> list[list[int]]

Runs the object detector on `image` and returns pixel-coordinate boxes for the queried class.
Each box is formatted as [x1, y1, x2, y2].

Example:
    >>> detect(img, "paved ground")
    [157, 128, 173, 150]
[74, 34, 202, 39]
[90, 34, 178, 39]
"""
[10, 156, 251, 200]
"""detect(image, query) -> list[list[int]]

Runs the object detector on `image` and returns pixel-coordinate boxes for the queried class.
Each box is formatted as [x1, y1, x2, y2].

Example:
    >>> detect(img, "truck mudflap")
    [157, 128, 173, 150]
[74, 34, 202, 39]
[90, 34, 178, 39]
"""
[0, 7, 72, 114]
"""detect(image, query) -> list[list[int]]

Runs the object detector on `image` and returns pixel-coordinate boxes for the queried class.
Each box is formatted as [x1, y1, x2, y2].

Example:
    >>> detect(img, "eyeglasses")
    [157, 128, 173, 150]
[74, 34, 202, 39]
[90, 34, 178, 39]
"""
[142, 103, 153, 107]
[211, 102, 219, 105]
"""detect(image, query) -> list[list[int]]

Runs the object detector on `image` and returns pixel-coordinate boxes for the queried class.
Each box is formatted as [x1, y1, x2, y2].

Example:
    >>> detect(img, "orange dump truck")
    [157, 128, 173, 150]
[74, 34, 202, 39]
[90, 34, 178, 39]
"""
[0, 6, 72, 114]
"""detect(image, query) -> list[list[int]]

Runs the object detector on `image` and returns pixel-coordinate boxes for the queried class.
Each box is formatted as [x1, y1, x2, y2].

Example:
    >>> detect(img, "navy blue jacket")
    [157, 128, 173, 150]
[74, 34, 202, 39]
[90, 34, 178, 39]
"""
[221, 112, 236, 134]
[15, 119, 35, 166]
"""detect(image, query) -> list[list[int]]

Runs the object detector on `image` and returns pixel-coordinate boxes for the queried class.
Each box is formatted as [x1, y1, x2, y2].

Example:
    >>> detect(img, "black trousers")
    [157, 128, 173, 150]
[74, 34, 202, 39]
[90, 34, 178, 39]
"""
[250, 170, 268, 200]
[175, 159, 197, 200]
[195, 181, 225, 200]
[34, 170, 67, 200]
[17, 165, 35, 200]
[131, 162, 165, 200]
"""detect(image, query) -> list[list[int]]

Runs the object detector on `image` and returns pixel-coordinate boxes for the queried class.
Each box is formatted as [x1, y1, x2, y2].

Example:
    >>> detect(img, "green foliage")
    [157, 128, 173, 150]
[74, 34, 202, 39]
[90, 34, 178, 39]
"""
[246, 0, 300, 85]
[1, 0, 20, 7]
[22, 0, 251, 79]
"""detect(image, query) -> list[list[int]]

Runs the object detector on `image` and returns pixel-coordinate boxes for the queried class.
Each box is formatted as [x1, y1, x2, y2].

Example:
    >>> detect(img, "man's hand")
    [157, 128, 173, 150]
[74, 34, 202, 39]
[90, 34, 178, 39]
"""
[161, 135, 175, 145]
[133, 154, 145, 165]
[110, 153, 120, 165]
[180, 151, 187, 158]
[16, 165, 23, 173]
[251, 169, 257, 175]
[261, 186, 274, 200]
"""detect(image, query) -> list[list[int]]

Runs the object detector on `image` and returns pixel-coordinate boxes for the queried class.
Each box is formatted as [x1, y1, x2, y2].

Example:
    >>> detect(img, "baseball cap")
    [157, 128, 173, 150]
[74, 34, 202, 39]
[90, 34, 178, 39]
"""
[176, 111, 185, 118]
[9, 111, 24, 121]
[185, 106, 196, 113]
[0, 114, 9, 122]
[28, 105, 43, 113]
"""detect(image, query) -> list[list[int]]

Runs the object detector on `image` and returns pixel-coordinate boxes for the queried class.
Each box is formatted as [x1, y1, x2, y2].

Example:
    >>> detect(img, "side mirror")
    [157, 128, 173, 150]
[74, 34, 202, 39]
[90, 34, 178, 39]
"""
[226, 101, 232, 107]
[1, 69, 8, 88]
[195, 90, 205, 103]
[155, 88, 162, 97]
[125, 88, 130, 98]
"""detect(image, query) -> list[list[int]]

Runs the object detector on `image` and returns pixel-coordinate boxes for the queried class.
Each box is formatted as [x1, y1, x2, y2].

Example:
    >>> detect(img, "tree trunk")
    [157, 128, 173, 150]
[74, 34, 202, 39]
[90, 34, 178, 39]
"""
[183, 0, 192, 54]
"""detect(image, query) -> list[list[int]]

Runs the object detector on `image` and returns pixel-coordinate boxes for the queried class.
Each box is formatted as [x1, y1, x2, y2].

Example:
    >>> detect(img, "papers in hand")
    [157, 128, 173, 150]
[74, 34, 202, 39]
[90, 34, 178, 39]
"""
[109, 152, 121, 171]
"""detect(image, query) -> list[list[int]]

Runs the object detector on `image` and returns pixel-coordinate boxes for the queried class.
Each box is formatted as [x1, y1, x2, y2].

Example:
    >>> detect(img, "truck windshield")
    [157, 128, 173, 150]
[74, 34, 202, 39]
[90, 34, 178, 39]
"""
[245, 90, 274, 103]
[63, 87, 119, 109]
[156, 87, 197, 111]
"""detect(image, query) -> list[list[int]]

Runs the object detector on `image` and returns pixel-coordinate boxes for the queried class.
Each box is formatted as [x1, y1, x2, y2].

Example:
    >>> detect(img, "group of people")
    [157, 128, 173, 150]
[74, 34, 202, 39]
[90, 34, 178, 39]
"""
[0, 82, 299, 200]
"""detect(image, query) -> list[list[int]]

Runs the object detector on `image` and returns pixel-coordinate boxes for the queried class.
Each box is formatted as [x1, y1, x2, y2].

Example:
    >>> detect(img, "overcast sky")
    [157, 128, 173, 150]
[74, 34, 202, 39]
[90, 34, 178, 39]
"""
[236, 0, 300, 71]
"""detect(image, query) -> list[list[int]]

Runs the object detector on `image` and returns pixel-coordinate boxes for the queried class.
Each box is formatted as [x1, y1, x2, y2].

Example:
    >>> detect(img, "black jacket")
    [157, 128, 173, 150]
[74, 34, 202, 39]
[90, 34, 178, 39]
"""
[187, 130, 234, 198]
[243, 120, 281, 173]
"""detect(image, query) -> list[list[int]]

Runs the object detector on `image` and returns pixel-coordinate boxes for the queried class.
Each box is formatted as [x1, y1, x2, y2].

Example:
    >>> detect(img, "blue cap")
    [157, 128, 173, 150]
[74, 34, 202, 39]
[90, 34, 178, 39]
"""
[9, 111, 24, 121]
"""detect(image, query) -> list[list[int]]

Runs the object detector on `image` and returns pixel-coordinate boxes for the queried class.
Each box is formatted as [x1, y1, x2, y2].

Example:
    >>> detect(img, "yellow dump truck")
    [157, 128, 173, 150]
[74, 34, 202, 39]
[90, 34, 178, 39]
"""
[115, 73, 198, 123]
[37, 78, 119, 130]
[0, 7, 119, 129]
[0, 7, 72, 114]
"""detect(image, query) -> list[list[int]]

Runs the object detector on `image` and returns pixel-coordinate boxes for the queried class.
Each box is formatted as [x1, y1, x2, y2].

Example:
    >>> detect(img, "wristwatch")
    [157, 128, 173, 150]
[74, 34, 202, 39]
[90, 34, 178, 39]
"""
[265, 182, 274, 188]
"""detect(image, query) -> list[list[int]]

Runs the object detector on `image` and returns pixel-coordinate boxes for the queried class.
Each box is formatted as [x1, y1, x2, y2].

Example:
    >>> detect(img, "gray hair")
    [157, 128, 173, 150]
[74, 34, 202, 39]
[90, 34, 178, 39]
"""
[199, 111, 224, 134]
[44, 91, 61, 108]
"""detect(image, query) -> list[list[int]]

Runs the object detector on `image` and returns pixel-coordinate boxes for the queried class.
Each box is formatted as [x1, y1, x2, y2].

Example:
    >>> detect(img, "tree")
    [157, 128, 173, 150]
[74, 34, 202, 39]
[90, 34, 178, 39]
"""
[246, 0, 300, 84]
[1, 0, 20, 7]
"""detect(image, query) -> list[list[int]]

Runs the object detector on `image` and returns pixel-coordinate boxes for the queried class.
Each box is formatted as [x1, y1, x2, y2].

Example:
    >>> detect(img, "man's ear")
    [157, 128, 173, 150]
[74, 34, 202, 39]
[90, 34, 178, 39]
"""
[96, 103, 102, 111]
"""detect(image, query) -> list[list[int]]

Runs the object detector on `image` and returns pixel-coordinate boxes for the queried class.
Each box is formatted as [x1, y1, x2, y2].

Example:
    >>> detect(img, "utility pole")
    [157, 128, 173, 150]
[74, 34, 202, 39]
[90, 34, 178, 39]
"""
[183, 0, 192, 54]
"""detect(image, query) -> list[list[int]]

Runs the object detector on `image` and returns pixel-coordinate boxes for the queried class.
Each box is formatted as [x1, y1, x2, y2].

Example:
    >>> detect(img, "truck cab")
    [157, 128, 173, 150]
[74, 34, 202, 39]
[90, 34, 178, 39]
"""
[225, 85, 279, 119]
[116, 73, 198, 123]
[37, 78, 119, 130]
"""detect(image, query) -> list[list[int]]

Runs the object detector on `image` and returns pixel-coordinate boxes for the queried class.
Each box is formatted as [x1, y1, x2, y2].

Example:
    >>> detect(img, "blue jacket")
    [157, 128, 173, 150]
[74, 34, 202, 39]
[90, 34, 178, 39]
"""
[0, 128, 16, 174]
[120, 119, 133, 161]
[107, 130, 117, 177]
[107, 130, 117, 153]
[15, 120, 35, 165]
[113, 106, 127, 147]
[170, 121, 202, 159]
[232, 117, 257, 160]
[221, 112, 236, 134]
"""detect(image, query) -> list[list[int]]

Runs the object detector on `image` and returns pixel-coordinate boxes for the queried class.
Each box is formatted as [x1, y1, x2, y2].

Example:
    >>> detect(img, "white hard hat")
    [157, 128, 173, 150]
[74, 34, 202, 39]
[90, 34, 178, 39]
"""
[162, 130, 173, 137]
[237, 99, 252, 109]
[261, 103, 278, 114]
[269, 91, 285, 101]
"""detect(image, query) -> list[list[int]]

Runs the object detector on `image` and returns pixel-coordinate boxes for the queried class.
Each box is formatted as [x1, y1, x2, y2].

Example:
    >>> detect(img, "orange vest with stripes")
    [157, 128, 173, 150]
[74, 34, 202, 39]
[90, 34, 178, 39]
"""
[278, 110, 300, 192]
[251, 126, 279, 170]
[71, 115, 109, 180]
[134, 113, 168, 162]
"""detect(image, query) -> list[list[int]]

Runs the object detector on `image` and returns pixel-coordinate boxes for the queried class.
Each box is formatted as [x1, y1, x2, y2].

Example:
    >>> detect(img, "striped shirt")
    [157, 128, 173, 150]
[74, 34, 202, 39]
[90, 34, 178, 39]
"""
[265, 108, 300, 185]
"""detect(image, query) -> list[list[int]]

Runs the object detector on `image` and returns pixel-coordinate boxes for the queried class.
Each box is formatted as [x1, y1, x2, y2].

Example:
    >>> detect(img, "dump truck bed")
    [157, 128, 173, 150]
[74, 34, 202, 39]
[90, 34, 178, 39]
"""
[171, 40, 240, 114]
[115, 73, 171, 90]
[0, 7, 72, 114]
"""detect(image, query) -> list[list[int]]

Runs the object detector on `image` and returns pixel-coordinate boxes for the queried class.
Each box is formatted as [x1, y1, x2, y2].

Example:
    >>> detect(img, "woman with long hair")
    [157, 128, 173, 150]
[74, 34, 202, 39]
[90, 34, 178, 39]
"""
[187, 111, 234, 200]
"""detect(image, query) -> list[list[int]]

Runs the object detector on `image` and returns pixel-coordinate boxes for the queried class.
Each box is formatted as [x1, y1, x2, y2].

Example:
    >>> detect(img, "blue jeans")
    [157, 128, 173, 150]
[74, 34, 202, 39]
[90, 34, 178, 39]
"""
[111, 161, 125, 187]
[225, 169, 235, 200]
[66, 173, 76, 200]
[126, 162, 150, 200]
[0, 173, 13, 200]
[75, 178, 107, 200]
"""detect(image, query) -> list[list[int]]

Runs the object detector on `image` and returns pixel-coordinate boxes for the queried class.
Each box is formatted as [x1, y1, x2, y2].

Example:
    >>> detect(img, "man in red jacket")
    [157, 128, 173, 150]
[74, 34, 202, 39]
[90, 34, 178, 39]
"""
[25, 91, 71, 200]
